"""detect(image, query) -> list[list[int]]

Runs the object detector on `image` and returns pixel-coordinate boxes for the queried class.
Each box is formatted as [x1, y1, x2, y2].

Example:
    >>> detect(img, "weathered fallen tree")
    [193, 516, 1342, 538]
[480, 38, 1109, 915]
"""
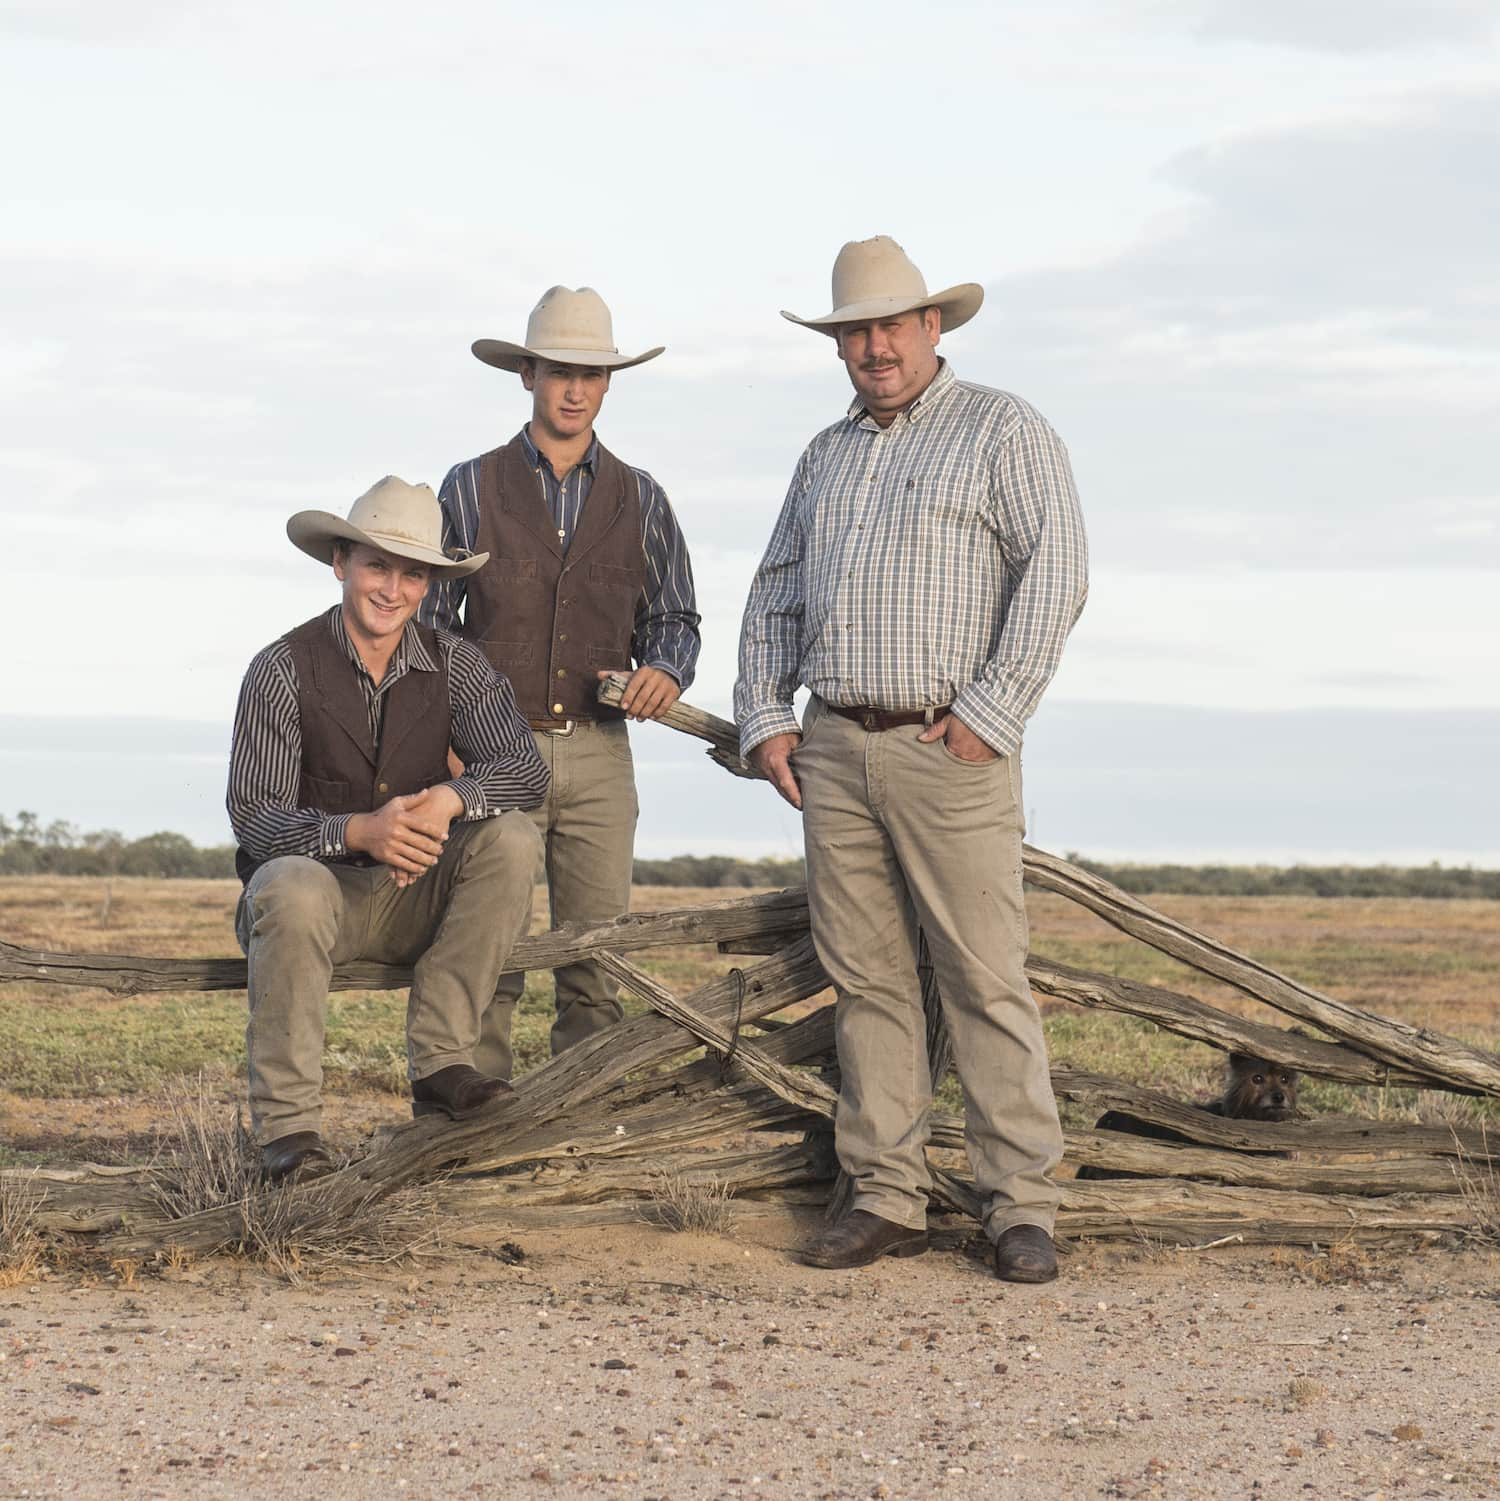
[4, 676, 1498, 1257]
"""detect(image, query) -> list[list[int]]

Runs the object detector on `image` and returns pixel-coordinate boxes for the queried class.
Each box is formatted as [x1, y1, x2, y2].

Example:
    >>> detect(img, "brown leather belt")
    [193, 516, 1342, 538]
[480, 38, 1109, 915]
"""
[527, 716, 591, 732]
[827, 704, 948, 732]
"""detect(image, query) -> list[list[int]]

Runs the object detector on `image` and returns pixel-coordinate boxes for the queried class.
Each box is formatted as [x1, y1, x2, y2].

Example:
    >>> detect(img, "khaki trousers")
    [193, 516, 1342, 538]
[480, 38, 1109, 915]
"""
[795, 697, 1062, 1240]
[474, 719, 638, 1079]
[235, 813, 541, 1145]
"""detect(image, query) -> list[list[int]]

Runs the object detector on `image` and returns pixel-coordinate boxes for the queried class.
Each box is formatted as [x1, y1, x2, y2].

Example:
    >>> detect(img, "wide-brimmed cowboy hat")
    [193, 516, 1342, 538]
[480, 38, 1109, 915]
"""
[782, 236, 984, 336]
[472, 285, 664, 373]
[287, 476, 489, 578]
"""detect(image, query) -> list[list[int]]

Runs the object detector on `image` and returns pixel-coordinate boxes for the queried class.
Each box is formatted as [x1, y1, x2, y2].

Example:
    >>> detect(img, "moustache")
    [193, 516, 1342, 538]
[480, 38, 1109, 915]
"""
[860, 359, 900, 372]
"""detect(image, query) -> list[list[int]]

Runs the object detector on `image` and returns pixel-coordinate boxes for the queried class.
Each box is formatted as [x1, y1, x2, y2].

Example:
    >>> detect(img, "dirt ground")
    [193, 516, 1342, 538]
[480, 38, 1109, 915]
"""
[4, 1217, 1499, 1501]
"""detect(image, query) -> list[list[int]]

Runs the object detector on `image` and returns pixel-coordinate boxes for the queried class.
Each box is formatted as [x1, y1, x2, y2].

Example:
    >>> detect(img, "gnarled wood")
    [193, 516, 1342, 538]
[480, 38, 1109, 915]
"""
[1023, 845, 1500, 1097]
[0, 889, 813, 997]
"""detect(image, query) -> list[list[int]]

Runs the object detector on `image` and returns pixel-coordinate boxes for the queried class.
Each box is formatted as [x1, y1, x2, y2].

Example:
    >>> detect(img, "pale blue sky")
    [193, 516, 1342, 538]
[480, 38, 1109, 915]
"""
[2, 1, 1496, 858]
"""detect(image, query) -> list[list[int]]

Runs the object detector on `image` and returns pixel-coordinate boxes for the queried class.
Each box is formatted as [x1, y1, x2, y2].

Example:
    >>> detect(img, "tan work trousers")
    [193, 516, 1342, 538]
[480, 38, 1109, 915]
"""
[795, 696, 1062, 1241]
[235, 813, 541, 1145]
[475, 719, 639, 1078]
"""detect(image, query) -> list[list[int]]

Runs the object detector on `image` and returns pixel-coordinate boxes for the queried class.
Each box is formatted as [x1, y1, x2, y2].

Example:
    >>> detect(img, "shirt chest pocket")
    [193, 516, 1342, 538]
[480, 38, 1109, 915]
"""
[901, 474, 988, 537]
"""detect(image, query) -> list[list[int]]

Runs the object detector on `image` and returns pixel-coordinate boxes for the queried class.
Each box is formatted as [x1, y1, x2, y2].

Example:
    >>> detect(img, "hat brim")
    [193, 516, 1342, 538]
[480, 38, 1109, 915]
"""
[781, 282, 984, 338]
[471, 339, 665, 374]
[286, 512, 489, 579]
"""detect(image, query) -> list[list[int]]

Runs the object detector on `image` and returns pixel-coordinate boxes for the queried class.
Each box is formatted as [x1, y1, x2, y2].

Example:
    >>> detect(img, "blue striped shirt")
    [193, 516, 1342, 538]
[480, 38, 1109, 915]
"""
[735, 361, 1088, 758]
[419, 428, 701, 689]
[227, 606, 549, 865]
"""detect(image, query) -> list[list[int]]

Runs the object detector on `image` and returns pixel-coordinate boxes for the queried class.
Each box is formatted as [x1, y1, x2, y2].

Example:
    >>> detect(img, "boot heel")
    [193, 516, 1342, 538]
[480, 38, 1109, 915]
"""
[890, 1237, 930, 1259]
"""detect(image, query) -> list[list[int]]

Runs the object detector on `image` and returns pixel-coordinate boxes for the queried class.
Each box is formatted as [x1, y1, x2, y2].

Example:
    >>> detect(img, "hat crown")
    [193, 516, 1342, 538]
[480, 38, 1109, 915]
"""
[347, 476, 445, 554]
[830, 236, 930, 310]
[524, 285, 619, 357]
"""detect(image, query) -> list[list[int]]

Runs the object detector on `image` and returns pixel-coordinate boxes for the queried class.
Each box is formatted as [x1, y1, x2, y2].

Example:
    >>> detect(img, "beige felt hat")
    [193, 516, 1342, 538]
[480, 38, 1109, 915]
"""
[472, 285, 664, 373]
[287, 476, 489, 578]
[782, 236, 984, 336]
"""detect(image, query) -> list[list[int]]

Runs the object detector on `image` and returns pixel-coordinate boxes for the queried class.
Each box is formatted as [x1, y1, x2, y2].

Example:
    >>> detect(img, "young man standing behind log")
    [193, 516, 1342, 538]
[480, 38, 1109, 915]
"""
[735, 237, 1089, 1283]
[229, 478, 550, 1181]
[421, 286, 701, 1079]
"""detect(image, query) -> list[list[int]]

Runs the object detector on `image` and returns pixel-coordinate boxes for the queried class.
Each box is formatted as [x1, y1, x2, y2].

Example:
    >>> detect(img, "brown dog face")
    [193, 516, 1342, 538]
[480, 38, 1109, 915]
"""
[1221, 1053, 1301, 1122]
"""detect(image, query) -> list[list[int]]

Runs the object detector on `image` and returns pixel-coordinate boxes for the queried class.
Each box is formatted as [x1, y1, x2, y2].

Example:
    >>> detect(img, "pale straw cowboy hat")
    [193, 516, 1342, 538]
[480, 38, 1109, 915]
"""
[782, 235, 984, 336]
[287, 476, 489, 579]
[472, 285, 664, 373]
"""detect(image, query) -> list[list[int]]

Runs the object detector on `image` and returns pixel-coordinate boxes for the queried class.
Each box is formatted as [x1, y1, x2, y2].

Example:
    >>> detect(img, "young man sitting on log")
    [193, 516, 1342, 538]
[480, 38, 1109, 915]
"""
[227, 478, 550, 1183]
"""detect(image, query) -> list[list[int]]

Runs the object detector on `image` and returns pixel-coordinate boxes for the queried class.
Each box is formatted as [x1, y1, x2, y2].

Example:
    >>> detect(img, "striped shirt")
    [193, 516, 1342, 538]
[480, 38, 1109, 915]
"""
[419, 427, 701, 688]
[227, 606, 549, 864]
[735, 360, 1088, 758]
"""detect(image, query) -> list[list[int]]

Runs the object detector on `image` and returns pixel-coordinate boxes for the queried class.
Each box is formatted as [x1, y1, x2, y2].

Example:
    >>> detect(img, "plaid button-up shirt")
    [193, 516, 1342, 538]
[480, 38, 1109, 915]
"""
[735, 361, 1088, 758]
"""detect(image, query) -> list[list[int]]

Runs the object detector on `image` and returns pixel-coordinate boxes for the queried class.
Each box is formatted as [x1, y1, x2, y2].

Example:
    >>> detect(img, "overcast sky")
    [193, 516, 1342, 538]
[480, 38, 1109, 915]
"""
[2, 1, 1496, 858]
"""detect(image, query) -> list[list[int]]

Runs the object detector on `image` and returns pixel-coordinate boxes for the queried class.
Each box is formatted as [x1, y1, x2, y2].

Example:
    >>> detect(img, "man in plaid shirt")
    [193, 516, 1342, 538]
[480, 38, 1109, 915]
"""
[735, 237, 1088, 1282]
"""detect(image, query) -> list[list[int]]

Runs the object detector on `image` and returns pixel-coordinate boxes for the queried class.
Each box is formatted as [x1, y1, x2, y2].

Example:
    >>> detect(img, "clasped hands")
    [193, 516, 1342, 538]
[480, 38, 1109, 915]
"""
[345, 784, 465, 888]
[750, 711, 997, 811]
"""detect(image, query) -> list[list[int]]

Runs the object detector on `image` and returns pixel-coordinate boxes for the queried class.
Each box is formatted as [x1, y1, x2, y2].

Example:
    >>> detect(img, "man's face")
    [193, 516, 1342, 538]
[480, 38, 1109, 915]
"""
[332, 543, 431, 652]
[834, 307, 942, 423]
[520, 359, 612, 447]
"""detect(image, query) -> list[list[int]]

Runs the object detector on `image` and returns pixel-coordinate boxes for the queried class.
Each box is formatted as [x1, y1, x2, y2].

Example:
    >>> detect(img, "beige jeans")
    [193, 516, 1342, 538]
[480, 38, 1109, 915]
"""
[475, 719, 639, 1078]
[235, 813, 541, 1145]
[795, 697, 1062, 1240]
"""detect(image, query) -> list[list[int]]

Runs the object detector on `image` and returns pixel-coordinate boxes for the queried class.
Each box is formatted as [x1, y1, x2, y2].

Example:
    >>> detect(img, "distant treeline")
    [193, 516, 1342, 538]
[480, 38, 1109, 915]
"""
[2, 813, 1496, 897]
[632, 855, 806, 888]
[0, 813, 236, 879]
[1066, 856, 1500, 901]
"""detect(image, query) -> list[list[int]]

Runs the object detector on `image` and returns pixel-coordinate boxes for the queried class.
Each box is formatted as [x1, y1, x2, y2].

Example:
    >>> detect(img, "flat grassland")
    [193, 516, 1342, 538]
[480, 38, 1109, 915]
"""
[2, 874, 1497, 1164]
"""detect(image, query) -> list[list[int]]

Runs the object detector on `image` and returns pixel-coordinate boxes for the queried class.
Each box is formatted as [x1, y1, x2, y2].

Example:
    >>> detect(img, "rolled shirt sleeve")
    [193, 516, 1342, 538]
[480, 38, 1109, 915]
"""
[952, 418, 1089, 757]
[733, 451, 813, 757]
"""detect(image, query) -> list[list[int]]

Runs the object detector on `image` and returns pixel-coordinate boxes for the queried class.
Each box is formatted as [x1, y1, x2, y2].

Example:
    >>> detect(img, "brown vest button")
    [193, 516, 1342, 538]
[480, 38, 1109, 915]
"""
[378, 781, 389, 793]
[552, 703, 564, 715]
[556, 668, 566, 678]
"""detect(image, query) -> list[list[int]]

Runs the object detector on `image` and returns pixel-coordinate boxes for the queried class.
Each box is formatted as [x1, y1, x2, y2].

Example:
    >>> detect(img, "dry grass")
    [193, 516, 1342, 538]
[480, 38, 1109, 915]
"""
[141, 1075, 442, 1282]
[0, 1170, 45, 1285]
[647, 1168, 736, 1234]
[1452, 1126, 1500, 1246]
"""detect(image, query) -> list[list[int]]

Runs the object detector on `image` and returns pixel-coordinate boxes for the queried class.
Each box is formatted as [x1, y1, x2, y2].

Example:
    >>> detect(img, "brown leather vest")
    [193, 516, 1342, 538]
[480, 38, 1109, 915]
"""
[461, 434, 644, 719]
[234, 612, 452, 884]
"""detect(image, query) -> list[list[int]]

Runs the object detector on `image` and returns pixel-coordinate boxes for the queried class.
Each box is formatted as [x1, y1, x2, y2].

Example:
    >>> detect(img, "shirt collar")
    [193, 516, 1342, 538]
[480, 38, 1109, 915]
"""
[327, 604, 436, 679]
[519, 425, 598, 477]
[846, 357, 957, 430]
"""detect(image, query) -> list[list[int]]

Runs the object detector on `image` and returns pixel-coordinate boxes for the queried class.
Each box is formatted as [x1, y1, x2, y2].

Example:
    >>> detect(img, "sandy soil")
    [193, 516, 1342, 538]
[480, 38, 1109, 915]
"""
[4, 1214, 1498, 1501]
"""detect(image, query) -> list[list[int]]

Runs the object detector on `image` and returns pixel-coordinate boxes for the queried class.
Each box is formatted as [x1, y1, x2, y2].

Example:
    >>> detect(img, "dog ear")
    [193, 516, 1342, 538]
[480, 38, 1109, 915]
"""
[1226, 1051, 1256, 1073]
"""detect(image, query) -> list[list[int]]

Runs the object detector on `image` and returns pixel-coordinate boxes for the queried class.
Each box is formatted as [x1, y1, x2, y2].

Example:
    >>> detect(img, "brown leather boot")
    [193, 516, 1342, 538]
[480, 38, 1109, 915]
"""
[260, 1131, 335, 1184]
[800, 1209, 928, 1269]
[410, 1064, 512, 1120]
[993, 1224, 1059, 1283]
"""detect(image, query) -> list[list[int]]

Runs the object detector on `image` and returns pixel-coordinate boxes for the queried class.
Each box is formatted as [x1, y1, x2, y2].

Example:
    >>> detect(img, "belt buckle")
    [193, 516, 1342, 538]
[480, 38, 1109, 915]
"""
[860, 710, 879, 732]
[539, 718, 577, 737]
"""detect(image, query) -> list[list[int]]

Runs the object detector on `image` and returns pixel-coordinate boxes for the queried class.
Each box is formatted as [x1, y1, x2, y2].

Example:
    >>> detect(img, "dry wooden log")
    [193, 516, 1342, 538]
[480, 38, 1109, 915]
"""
[596, 672, 755, 774]
[1023, 844, 1500, 1097]
[1056, 1179, 1473, 1245]
[1052, 1066, 1498, 1161]
[440, 1140, 826, 1213]
[1028, 955, 1446, 1090]
[0, 888, 813, 998]
[10, 1164, 163, 1233]
[1063, 1131, 1473, 1196]
[596, 952, 838, 1119]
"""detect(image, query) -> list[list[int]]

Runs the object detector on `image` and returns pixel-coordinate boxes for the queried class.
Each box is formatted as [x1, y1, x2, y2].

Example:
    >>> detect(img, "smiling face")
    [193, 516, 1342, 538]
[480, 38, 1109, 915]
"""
[520, 358, 612, 448]
[833, 306, 942, 425]
[332, 542, 431, 656]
